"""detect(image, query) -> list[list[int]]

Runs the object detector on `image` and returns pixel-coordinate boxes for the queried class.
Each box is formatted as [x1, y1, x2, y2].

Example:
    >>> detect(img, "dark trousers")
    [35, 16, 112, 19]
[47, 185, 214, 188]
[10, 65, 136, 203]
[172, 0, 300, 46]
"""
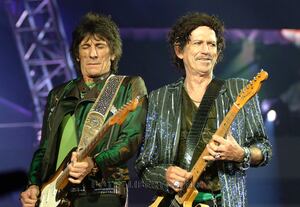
[72, 193, 125, 207]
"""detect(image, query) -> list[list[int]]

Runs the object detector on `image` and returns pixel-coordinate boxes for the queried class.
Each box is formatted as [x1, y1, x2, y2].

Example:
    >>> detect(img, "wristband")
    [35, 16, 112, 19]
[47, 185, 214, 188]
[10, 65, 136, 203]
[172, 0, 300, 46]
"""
[238, 147, 251, 170]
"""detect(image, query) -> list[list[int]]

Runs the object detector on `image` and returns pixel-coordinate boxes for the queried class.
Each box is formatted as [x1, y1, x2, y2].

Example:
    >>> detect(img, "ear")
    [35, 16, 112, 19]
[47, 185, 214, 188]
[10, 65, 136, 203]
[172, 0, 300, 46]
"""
[174, 44, 183, 59]
[216, 51, 220, 62]
[111, 54, 116, 61]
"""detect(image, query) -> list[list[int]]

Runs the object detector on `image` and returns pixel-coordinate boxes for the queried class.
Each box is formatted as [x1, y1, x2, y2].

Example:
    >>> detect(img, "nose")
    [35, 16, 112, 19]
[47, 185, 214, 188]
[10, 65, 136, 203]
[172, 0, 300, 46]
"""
[89, 45, 98, 58]
[200, 43, 209, 53]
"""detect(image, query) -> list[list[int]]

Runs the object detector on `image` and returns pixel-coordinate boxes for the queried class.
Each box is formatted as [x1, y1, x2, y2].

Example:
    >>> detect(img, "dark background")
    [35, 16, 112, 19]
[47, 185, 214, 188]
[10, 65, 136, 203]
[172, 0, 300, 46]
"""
[0, 0, 300, 206]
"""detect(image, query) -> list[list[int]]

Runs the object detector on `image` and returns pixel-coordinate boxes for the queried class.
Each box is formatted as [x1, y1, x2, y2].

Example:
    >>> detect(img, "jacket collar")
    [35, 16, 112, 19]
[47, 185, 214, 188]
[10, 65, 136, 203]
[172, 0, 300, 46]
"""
[62, 72, 111, 101]
[170, 76, 227, 95]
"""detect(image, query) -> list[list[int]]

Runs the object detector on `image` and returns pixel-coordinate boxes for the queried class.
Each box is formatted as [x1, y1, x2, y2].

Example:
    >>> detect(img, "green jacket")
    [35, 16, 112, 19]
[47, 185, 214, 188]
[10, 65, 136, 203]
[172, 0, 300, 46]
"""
[28, 75, 147, 186]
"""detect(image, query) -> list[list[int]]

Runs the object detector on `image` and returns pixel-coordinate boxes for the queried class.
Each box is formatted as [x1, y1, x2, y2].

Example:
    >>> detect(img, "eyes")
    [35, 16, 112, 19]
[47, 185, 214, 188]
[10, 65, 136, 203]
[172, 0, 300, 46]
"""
[80, 43, 108, 50]
[192, 41, 217, 48]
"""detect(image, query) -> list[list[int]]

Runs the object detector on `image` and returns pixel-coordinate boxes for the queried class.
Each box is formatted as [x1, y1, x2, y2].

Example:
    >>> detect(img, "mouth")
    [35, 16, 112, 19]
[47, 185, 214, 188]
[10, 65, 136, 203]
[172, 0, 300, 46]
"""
[197, 56, 212, 61]
[87, 63, 101, 66]
[196, 58, 212, 63]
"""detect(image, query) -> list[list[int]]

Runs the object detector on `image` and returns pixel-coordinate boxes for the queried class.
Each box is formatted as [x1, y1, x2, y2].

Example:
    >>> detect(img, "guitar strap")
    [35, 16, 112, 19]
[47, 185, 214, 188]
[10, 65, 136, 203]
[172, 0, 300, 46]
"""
[77, 74, 125, 150]
[182, 78, 224, 171]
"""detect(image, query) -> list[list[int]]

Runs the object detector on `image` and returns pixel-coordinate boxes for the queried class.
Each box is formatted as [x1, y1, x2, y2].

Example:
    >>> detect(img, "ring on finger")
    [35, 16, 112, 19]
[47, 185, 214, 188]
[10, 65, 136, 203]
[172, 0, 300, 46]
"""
[214, 152, 221, 159]
[173, 180, 180, 188]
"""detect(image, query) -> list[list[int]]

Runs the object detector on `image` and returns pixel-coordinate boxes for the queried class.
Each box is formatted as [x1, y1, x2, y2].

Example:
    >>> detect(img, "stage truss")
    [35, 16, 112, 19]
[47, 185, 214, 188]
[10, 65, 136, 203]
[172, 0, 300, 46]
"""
[4, 0, 76, 125]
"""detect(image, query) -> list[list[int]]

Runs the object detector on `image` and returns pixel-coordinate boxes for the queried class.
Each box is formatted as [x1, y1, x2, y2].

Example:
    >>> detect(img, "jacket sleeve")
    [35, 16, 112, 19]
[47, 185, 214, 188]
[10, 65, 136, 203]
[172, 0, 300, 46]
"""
[227, 78, 272, 168]
[135, 90, 173, 194]
[27, 90, 55, 186]
[94, 76, 148, 172]
[244, 92, 272, 167]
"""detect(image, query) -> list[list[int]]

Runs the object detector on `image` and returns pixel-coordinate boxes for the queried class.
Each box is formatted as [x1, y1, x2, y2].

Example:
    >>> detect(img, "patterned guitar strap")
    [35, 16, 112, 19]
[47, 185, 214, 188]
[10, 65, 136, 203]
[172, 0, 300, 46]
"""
[77, 74, 125, 151]
[182, 78, 224, 171]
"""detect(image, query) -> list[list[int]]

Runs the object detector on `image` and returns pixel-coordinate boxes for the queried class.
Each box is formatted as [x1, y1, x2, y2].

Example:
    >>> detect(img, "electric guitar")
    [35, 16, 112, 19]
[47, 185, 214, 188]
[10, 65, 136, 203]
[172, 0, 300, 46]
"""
[37, 96, 141, 207]
[150, 70, 269, 207]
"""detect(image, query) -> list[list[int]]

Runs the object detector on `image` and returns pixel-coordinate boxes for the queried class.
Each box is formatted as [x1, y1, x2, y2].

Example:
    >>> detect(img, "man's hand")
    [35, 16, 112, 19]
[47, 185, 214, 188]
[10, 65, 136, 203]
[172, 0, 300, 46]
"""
[165, 166, 192, 192]
[68, 151, 95, 184]
[203, 131, 244, 162]
[20, 185, 39, 207]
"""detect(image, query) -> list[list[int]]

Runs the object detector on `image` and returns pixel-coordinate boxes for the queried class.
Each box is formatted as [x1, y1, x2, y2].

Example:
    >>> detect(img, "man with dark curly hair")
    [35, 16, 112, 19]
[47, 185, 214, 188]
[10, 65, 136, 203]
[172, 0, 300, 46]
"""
[20, 12, 147, 207]
[136, 12, 271, 207]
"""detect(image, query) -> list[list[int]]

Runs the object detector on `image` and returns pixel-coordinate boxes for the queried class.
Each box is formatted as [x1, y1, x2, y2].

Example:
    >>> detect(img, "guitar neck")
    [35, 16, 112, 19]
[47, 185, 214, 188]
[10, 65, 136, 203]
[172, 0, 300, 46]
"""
[215, 103, 240, 137]
[190, 103, 240, 185]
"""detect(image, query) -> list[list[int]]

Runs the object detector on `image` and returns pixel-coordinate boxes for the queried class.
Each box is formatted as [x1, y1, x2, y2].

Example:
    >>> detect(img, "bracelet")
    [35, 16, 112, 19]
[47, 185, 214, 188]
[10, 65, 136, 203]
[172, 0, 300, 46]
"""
[238, 147, 251, 170]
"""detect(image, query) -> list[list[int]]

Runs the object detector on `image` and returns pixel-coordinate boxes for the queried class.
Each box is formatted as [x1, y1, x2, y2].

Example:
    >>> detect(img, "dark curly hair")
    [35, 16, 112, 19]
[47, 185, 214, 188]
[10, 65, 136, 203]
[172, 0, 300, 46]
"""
[70, 12, 122, 74]
[168, 12, 225, 72]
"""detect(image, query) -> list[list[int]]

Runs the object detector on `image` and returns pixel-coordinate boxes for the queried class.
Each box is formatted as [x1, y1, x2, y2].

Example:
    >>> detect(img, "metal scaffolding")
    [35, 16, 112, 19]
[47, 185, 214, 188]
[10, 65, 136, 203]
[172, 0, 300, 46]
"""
[4, 0, 76, 124]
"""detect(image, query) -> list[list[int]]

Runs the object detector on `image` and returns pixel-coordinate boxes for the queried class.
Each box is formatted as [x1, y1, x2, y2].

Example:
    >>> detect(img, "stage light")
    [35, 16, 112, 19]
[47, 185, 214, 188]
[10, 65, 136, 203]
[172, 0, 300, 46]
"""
[267, 110, 277, 122]
[30, 70, 35, 77]
[261, 99, 271, 113]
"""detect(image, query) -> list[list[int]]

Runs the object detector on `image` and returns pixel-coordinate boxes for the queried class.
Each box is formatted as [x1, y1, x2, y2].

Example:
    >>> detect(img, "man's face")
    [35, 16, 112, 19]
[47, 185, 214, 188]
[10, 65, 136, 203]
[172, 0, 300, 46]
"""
[177, 26, 219, 77]
[78, 34, 115, 82]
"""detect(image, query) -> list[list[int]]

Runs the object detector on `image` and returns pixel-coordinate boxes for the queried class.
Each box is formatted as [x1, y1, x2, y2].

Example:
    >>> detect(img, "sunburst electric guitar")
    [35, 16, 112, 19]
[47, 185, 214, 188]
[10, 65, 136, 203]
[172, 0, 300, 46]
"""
[37, 97, 141, 207]
[150, 70, 268, 207]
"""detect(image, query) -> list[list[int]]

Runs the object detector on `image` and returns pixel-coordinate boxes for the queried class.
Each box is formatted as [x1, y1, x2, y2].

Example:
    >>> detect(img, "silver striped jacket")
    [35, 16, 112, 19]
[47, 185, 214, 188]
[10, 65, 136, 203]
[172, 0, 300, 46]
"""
[136, 77, 272, 207]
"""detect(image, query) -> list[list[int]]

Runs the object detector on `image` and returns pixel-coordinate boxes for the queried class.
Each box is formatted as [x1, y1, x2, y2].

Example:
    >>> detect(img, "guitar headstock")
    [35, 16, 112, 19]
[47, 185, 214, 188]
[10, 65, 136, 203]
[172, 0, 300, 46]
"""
[235, 70, 268, 108]
[108, 96, 141, 125]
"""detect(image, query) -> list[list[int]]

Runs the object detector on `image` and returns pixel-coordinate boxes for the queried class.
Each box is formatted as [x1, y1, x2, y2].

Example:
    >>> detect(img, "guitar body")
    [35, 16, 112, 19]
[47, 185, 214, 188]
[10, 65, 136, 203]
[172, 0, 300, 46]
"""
[150, 187, 199, 207]
[38, 171, 63, 207]
[150, 196, 181, 207]
[181, 189, 198, 207]
[175, 186, 198, 207]
[150, 196, 164, 207]
[37, 149, 74, 207]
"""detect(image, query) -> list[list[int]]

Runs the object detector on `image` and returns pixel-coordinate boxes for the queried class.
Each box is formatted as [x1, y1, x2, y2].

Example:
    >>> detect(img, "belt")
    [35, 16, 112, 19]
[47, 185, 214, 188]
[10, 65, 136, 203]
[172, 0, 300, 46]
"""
[194, 191, 222, 203]
[69, 182, 127, 197]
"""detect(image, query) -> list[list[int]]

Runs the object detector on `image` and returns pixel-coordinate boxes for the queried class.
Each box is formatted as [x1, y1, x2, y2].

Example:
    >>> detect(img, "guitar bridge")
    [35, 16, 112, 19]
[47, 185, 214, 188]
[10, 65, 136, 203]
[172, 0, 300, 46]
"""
[56, 189, 70, 207]
[58, 198, 71, 207]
